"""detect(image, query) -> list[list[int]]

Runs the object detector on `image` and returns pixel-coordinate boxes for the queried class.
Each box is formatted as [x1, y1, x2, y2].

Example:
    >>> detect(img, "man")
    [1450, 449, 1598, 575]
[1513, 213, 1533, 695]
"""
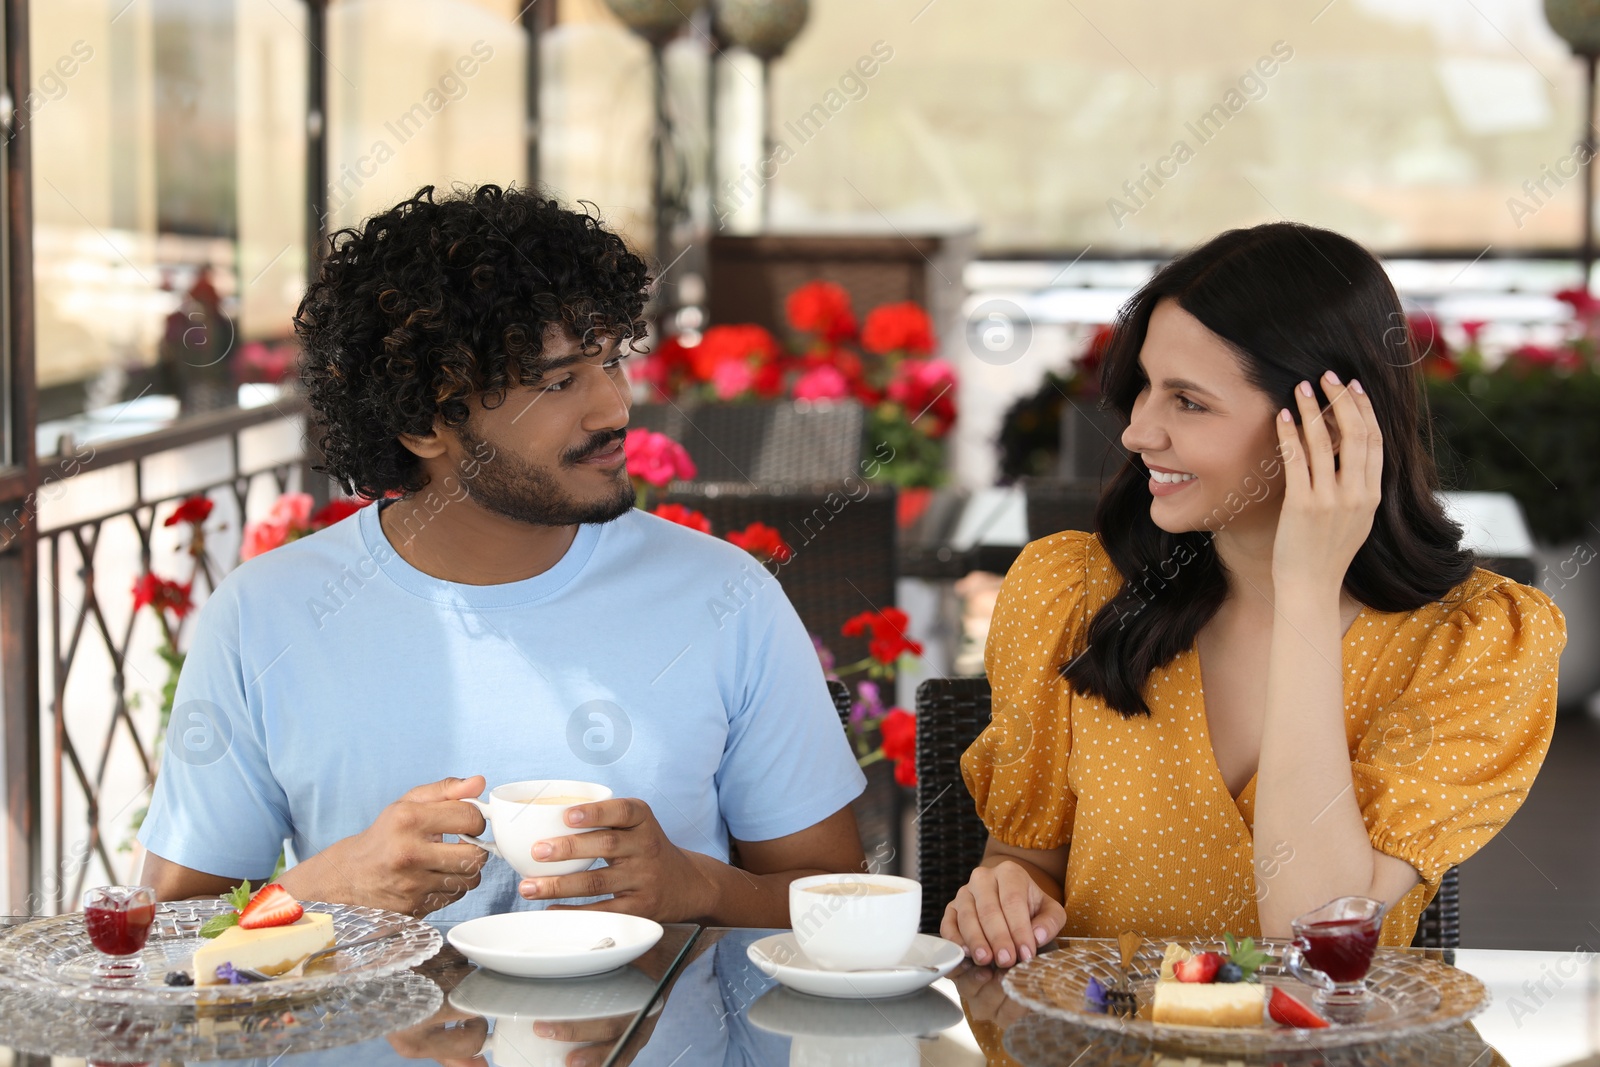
[138, 184, 868, 925]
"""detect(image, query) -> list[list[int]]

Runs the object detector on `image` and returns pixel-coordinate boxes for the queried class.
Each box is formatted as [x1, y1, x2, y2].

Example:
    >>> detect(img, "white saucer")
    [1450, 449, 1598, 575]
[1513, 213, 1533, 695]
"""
[746, 933, 964, 999]
[447, 912, 663, 979]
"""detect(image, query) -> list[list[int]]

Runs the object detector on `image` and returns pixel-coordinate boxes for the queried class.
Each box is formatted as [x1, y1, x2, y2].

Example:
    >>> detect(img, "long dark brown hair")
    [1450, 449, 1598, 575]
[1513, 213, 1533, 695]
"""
[1062, 222, 1475, 717]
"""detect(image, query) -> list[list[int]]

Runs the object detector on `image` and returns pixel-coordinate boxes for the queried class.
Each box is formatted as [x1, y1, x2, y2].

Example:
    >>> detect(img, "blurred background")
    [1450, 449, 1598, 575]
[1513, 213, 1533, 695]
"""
[2, 0, 1598, 962]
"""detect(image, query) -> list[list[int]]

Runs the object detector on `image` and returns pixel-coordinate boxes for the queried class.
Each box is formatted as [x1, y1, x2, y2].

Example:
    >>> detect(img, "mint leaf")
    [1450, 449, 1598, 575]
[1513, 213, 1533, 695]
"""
[199, 912, 238, 939]
[1226, 934, 1274, 980]
[224, 880, 252, 912]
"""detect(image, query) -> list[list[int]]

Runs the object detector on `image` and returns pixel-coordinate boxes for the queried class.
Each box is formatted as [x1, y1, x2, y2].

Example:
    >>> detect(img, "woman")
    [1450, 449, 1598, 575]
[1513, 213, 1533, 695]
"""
[943, 222, 1565, 968]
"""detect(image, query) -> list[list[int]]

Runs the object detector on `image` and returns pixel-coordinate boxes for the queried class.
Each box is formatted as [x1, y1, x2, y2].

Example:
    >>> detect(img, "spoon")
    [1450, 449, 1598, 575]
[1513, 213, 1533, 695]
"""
[233, 928, 404, 982]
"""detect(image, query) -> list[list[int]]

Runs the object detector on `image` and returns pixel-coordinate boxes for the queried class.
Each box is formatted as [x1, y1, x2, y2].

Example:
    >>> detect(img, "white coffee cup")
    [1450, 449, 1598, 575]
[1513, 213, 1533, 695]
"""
[461, 780, 612, 878]
[789, 873, 921, 971]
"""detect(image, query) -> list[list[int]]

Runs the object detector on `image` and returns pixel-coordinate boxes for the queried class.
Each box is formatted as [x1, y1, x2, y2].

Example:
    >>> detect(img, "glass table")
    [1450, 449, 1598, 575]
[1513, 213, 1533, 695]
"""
[0, 921, 1595, 1066]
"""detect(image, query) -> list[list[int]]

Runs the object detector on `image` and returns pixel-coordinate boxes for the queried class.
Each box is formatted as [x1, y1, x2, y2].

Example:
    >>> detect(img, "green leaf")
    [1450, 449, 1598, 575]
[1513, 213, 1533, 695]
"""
[224, 880, 252, 912]
[1225, 933, 1274, 980]
[199, 912, 238, 939]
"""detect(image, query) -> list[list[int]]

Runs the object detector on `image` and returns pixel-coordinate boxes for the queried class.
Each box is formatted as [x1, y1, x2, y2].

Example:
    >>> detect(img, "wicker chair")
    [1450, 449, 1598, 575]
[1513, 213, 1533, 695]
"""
[660, 483, 897, 665]
[629, 401, 866, 485]
[910, 677, 1460, 953]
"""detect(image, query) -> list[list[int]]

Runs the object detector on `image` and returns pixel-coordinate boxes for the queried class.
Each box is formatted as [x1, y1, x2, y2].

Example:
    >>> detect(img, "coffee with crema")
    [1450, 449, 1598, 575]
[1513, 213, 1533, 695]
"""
[525, 795, 592, 806]
[803, 882, 907, 896]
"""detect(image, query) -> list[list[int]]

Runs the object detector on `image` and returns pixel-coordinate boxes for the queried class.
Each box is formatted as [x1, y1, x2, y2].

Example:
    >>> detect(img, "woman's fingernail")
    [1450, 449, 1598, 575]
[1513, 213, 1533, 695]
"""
[532, 842, 552, 859]
[568, 808, 586, 825]
[998, 949, 1011, 966]
[1020, 944, 1033, 962]
[1298, 381, 1314, 397]
[1324, 369, 1340, 383]
[974, 948, 989, 964]
[1280, 408, 1292, 422]
[1352, 378, 1365, 395]
[1035, 926, 1049, 945]
[533, 1023, 554, 1038]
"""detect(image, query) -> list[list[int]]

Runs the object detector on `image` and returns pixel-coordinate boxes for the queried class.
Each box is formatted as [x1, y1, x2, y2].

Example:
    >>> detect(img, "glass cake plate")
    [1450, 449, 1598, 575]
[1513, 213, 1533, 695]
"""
[0, 899, 443, 1006]
[1002, 938, 1490, 1054]
[0, 968, 443, 1061]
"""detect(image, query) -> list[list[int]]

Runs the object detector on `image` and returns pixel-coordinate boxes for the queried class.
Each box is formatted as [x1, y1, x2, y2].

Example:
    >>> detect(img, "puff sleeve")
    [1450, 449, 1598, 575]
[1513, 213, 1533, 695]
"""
[960, 531, 1101, 851]
[1352, 577, 1566, 901]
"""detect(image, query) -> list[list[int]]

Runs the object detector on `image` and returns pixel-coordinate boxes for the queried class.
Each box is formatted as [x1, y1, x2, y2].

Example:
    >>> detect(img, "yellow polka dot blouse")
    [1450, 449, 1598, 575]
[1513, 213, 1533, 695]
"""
[961, 531, 1567, 947]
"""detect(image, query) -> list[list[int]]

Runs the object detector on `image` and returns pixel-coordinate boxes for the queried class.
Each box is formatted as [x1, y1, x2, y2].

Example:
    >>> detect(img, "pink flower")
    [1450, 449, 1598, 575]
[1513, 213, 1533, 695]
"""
[624, 429, 697, 488]
[792, 364, 851, 402]
[269, 492, 314, 528]
[711, 358, 755, 400]
[240, 516, 290, 561]
[887, 358, 959, 437]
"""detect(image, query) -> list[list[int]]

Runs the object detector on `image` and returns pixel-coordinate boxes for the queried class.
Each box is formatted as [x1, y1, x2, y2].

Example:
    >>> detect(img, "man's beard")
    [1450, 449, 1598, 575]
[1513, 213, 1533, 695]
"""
[453, 423, 635, 527]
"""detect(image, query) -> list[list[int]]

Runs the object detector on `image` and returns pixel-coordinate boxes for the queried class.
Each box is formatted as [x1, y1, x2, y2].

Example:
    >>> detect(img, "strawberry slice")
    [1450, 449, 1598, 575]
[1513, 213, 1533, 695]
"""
[237, 884, 303, 929]
[1269, 987, 1330, 1028]
[1174, 951, 1224, 983]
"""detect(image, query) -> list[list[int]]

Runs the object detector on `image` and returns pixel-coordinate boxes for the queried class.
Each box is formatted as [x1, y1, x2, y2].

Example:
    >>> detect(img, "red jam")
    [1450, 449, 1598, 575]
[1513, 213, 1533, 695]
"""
[84, 902, 156, 956]
[1301, 917, 1380, 982]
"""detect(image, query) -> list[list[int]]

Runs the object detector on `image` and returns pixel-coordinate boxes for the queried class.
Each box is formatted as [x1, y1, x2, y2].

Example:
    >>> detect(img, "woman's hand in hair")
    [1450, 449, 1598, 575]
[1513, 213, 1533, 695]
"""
[1271, 370, 1383, 593]
[941, 859, 1067, 968]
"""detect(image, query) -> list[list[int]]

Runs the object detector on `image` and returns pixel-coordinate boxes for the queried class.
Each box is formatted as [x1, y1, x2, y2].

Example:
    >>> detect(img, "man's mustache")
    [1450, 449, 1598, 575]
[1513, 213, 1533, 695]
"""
[565, 428, 627, 463]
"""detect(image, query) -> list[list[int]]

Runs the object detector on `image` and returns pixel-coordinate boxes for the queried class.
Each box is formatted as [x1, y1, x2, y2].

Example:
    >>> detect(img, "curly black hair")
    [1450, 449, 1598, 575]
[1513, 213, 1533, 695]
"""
[295, 184, 651, 499]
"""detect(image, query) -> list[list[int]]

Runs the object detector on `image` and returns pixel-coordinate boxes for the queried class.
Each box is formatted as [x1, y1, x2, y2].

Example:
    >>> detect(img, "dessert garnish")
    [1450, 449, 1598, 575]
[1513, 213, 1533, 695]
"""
[1268, 987, 1330, 1029]
[163, 970, 194, 987]
[199, 882, 303, 938]
[1172, 933, 1272, 983]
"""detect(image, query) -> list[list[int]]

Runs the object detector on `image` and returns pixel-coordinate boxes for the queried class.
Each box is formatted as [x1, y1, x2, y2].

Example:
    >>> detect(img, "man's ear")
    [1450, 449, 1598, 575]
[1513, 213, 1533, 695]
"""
[396, 419, 450, 460]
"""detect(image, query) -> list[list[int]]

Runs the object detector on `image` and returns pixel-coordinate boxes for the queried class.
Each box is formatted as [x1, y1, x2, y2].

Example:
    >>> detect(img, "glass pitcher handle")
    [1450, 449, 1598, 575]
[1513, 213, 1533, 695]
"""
[1283, 938, 1333, 992]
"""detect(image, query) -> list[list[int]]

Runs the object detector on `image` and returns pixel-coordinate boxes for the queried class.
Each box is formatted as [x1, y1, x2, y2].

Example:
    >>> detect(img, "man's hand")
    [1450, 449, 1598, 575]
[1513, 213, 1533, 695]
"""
[940, 859, 1066, 968]
[281, 775, 490, 918]
[516, 797, 718, 922]
[386, 1002, 488, 1067]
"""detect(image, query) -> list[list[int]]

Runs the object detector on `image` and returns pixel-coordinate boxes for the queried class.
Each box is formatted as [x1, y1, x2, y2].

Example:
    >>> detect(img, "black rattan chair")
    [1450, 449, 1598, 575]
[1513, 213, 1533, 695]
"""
[630, 401, 866, 484]
[660, 483, 897, 666]
[910, 677, 1460, 952]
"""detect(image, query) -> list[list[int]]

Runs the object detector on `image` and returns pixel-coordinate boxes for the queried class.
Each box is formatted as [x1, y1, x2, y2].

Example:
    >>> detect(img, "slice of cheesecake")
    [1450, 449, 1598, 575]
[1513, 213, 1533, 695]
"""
[1151, 981, 1265, 1027]
[192, 911, 335, 985]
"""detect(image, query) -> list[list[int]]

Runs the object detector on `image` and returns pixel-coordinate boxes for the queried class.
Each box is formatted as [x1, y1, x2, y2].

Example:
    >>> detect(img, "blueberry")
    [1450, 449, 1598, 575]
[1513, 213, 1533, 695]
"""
[163, 971, 194, 987]
[1215, 962, 1244, 983]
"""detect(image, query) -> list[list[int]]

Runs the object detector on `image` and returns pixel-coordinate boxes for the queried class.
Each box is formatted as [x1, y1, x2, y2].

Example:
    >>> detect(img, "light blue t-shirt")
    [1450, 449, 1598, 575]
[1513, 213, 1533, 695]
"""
[139, 501, 865, 922]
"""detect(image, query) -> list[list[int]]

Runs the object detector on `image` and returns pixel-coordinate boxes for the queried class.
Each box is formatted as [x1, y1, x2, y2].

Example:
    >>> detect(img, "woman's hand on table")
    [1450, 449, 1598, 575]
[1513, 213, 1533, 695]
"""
[941, 859, 1065, 968]
[518, 797, 718, 922]
[279, 775, 491, 918]
[951, 961, 1032, 1032]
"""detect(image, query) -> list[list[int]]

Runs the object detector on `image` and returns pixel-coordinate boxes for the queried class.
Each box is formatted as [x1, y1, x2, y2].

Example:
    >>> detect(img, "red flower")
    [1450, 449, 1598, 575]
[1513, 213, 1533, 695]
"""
[1507, 343, 1582, 373]
[625, 429, 697, 488]
[726, 522, 793, 563]
[1460, 320, 1487, 344]
[880, 707, 917, 786]
[638, 335, 697, 399]
[651, 503, 713, 533]
[886, 358, 959, 438]
[1556, 287, 1600, 318]
[892, 756, 917, 788]
[686, 325, 782, 384]
[311, 498, 372, 527]
[786, 281, 858, 343]
[132, 573, 194, 619]
[861, 302, 936, 356]
[842, 608, 924, 664]
[163, 495, 214, 528]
